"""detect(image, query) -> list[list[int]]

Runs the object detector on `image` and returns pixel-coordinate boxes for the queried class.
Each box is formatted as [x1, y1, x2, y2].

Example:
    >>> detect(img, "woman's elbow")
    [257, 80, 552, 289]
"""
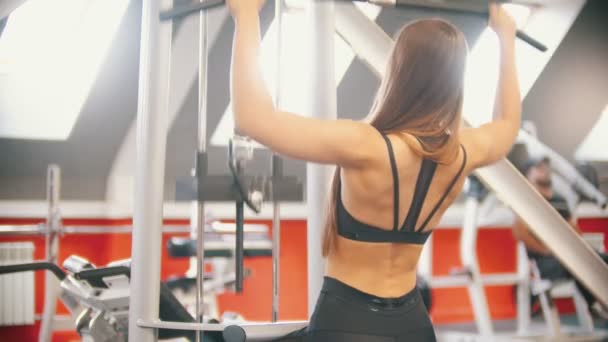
[233, 108, 273, 141]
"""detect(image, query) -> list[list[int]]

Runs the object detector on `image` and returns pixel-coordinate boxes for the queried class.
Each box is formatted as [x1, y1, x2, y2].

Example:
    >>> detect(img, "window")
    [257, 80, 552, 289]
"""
[0, 0, 130, 140]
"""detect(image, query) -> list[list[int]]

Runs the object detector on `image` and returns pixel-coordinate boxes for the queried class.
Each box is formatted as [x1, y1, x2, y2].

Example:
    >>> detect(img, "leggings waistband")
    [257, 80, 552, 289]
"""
[321, 276, 419, 310]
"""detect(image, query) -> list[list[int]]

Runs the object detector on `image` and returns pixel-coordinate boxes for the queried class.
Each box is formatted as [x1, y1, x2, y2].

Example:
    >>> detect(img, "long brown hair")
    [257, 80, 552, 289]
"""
[322, 19, 468, 256]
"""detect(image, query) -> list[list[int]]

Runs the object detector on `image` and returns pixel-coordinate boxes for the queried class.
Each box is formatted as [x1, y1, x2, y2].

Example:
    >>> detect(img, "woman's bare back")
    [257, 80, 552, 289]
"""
[326, 132, 470, 297]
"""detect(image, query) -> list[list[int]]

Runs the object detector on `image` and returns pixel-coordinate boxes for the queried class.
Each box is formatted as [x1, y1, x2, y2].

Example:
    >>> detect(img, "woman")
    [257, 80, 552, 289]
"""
[227, 0, 520, 340]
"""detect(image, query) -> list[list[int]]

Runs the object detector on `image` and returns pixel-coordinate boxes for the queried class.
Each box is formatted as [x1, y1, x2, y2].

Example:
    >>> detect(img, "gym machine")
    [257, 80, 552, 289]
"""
[159, 0, 548, 52]
[129, 0, 310, 339]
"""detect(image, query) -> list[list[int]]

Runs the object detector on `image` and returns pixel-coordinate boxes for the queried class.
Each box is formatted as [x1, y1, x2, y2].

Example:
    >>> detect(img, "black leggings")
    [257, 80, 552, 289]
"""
[295, 277, 436, 342]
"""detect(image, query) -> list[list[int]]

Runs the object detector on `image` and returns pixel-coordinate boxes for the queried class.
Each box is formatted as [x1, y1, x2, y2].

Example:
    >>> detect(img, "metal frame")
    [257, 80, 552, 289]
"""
[272, 0, 284, 323]
[130, 1, 308, 340]
[460, 178, 493, 336]
[0, 224, 271, 235]
[128, 0, 173, 340]
[194, 6, 209, 341]
[39, 165, 62, 342]
[306, 0, 337, 316]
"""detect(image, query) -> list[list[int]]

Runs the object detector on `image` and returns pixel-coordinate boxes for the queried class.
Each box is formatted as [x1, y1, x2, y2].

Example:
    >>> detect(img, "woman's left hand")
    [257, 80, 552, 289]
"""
[226, 0, 266, 17]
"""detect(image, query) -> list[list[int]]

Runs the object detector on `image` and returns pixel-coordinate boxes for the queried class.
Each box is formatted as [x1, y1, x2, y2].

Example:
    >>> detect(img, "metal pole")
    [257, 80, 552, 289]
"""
[271, 157, 281, 322]
[39, 165, 61, 342]
[461, 189, 493, 335]
[235, 200, 245, 292]
[307, 0, 336, 316]
[271, 0, 284, 323]
[128, 0, 173, 340]
[194, 6, 209, 342]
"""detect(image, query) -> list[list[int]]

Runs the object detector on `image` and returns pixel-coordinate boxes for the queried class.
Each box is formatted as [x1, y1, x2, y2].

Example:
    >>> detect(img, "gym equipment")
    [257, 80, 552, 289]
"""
[159, 0, 548, 52]
[131, 0, 307, 340]
[0, 255, 225, 342]
[166, 224, 273, 319]
[0, 164, 279, 341]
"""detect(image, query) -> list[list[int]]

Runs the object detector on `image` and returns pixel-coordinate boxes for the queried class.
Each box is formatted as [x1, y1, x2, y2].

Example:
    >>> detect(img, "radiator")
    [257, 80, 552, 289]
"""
[0, 242, 35, 326]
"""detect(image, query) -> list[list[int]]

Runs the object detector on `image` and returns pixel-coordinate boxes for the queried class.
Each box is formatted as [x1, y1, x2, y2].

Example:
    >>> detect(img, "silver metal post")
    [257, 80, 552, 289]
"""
[307, 0, 336, 316]
[128, 0, 173, 340]
[39, 165, 61, 342]
[271, 0, 283, 323]
[461, 194, 493, 336]
[195, 6, 209, 342]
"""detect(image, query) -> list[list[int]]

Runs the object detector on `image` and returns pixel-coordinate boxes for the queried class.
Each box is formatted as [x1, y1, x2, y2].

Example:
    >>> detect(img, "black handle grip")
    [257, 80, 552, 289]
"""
[75, 266, 131, 281]
[235, 201, 245, 293]
[390, 0, 547, 52]
[516, 30, 547, 52]
[0, 261, 66, 280]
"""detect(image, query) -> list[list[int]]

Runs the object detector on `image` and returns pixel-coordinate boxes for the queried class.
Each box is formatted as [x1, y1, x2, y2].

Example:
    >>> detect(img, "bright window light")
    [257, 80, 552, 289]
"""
[211, 4, 380, 147]
[462, 4, 531, 127]
[0, 0, 130, 140]
[575, 105, 608, 161]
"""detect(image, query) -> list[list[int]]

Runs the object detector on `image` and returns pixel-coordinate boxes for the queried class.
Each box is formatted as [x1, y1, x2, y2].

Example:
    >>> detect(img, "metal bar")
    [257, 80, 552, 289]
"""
[107, 7, 229, 205]
[0, 262, 66, 281]
[0, 225, 44, 235]
[195, 8, 209, 339]
[428, 273, 523, 287]
[128, 0, 173, 340]
[160, 0, 546, 51]
[0, 225, 191, 236]
[39, 165, 61, 342]
[335, 1, 608, 307]
[0, 223, 270, 236]
[137, 319, 308, 339]
[381, 0, 547, 51]
[461, 195, 493, 335]
[271, 156, 281, 322]
[271, 0, 284, 323]
[307, 0, 336, 316]
[235, 201, 245, 292]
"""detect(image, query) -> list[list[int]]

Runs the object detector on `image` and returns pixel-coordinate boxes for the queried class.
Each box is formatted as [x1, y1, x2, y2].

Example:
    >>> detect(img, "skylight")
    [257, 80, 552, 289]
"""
[210, 3, 381, 147]
[0, 0, 130, 140]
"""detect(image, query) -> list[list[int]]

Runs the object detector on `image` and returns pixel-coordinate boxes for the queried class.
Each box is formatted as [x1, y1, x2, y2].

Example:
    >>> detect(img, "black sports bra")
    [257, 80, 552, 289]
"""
[337, 134, 467, 244]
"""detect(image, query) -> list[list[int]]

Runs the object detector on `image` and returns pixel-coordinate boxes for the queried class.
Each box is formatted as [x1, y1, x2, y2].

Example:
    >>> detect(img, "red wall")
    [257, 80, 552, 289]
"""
[0, 216, 605, 341]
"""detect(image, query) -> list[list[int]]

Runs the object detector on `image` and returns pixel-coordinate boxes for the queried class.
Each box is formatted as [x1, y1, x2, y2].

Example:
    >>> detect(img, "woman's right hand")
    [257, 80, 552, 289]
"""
[489, 3, 517, 42]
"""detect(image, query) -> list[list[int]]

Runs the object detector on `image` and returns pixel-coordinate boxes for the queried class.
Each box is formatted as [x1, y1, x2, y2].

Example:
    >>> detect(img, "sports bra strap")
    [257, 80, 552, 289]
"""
[380, 134, 400, 231]
[416, 144, 468, 232]
[402, 159, 438, 231]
